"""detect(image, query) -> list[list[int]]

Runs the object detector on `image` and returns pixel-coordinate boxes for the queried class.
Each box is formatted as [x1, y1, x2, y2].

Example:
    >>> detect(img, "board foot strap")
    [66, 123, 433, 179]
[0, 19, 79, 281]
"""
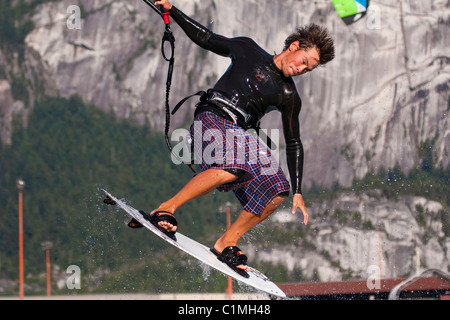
[103, 196, 116, 205]
[211, 247, 249, 278]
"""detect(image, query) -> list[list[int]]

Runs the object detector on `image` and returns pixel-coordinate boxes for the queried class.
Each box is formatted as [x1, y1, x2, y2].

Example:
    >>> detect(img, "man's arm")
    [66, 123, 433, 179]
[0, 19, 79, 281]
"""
[156, 0, 232, 57]
[281, 90, 303, 194]
[281, 89, 309, 225]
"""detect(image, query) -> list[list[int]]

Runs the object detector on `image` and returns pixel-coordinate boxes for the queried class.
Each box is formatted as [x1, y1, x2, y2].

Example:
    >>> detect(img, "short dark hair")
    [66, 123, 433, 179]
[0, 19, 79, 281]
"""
[283, 23, 335, 65]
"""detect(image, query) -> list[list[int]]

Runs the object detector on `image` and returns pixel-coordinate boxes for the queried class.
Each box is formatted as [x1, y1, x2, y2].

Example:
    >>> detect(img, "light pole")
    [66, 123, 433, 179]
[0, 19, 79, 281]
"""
[41, 241, 53, 297]
[219, 202, 236, 300]
[16, 179, 25, 300]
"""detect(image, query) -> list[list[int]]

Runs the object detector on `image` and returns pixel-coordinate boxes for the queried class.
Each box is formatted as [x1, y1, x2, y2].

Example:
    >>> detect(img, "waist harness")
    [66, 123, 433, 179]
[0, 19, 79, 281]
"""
[172, 89, 260, 131]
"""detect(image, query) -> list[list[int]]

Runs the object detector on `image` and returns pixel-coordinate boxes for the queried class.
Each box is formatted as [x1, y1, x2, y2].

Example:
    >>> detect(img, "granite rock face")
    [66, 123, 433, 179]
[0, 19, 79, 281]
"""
[2, 0, 445, 188]
[0, 80, 26, 145]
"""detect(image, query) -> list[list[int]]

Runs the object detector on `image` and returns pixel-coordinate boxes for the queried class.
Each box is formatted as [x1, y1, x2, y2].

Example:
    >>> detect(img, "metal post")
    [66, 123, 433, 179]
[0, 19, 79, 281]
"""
[17, 179, 25, 300]
[41, 241, 53, 297]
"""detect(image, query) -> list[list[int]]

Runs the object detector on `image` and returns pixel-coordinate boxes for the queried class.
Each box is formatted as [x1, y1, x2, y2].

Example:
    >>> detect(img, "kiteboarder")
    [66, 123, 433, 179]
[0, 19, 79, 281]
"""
[145, 0, 335, 273]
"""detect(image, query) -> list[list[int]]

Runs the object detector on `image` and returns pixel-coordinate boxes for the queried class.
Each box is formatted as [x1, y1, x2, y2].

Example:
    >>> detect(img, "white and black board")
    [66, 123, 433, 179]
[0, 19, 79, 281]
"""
[102, 189, 286, 298]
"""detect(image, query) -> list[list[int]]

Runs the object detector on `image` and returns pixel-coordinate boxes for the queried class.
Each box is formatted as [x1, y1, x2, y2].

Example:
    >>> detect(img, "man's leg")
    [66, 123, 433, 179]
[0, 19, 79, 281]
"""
[151, 168, 238, 232]
[213, 194, 287, 271]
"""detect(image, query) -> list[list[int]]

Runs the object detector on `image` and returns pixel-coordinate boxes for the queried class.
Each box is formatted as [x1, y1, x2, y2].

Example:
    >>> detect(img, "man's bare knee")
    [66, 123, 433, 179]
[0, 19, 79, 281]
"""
[259, 193, 288, 219]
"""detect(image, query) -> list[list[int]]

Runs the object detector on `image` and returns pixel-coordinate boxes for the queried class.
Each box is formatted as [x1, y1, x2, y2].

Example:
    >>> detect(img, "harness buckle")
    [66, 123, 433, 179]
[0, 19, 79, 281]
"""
[208, 91, 252, 125]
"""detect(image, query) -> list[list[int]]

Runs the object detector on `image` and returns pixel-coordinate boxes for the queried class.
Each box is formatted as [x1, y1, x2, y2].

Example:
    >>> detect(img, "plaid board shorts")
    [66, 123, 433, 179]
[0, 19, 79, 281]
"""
[190, 111, 290, 215]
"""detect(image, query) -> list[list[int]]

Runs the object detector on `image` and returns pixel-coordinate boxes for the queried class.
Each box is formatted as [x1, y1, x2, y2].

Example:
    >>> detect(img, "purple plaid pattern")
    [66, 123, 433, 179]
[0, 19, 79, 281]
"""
[190, 111, 290, 215]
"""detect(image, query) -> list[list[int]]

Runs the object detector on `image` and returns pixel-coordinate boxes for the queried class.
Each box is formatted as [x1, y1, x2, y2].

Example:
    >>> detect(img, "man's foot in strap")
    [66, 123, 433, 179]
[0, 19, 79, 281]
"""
[128, 210, 178, 240]
[150, 210, 178, 240]
[211, 246, 249, 278]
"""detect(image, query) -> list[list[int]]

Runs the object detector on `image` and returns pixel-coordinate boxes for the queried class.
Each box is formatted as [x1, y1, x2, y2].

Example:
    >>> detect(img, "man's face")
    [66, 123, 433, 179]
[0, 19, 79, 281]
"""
[282, 41, 320, 77]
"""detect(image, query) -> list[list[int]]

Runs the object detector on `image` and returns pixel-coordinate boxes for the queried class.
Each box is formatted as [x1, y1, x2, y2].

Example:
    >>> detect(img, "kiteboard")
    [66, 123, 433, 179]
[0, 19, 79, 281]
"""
[101, 189, 286, 298]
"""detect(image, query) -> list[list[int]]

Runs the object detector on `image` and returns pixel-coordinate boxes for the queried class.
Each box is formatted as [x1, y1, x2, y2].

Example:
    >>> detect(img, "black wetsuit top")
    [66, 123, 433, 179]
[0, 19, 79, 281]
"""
[169, 6, 304, 194]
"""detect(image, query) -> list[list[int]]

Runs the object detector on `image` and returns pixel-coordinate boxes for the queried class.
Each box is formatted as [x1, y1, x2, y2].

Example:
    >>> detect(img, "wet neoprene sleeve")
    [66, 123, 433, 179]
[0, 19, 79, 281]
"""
[168, 6, 213, 50]
[169, 6, 304, 194]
